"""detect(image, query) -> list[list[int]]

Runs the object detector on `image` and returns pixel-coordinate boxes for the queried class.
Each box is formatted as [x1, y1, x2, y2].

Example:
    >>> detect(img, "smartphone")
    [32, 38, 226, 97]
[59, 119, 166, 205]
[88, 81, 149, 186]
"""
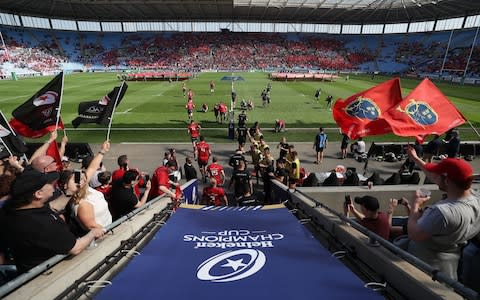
[74, 170, 81, 184]
[345, 195, 352, 205]
[145, 174, 150, 182]
[397, 198, 404, 205]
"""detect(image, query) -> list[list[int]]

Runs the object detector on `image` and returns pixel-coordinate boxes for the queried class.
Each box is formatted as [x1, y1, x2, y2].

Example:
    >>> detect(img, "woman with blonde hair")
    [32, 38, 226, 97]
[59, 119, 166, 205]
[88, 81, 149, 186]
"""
[59, 141, 111, 236]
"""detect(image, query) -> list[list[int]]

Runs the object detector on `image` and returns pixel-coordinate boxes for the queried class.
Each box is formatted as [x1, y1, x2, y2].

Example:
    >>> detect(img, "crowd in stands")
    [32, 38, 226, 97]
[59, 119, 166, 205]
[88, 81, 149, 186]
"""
[2, 27, 480, 76]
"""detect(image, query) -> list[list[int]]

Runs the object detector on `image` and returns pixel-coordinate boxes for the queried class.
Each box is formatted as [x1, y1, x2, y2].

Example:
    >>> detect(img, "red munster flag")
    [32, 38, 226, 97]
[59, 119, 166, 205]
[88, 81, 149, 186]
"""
[9, 72, 64, 138]
[333, 78, 402, 139]
[383, 78, 465, 138]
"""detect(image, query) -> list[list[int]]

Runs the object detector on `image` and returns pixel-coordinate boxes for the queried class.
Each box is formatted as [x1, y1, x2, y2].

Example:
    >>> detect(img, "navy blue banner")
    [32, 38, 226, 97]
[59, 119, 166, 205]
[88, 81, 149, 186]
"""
[183, 180, 199, 204]
[95, 206, 382, 300]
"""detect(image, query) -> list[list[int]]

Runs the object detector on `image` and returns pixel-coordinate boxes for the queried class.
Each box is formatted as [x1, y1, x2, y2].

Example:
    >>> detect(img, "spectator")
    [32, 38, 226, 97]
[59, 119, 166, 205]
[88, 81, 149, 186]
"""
[460, 234, 480, 293]
[110, 170, 151, 220]
[149, 160, 179, 200]
[111, 154, 143, 198]
[286, 150, 300, 189]
[405, 146, 480, 280]
[0, 170, 104, 274]
[424, 134, 442, 163]
[201, 178, 227, 206]
[313, 127, 328, 164]
[344, 195, 390, 240]
[351, 137, 366, 161]
[276, 136, 289, 159]
[340, 133, 350, 159]
[274, 158, 288, 186]
[95, 171, 112, 202]
[184, 157, 197, 182]
[59, 141, 111, 233]
[445, 128, 460, 158]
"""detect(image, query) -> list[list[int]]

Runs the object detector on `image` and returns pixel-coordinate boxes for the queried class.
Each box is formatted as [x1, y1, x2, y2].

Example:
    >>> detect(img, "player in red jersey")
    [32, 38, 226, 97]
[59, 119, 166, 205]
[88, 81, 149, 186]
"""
[185, 99, 195, 121]
[187, 120, 201, 159]
[195, 136, 211, 181]
[201, 178, 228, 206]
[206, 156, 225, 186]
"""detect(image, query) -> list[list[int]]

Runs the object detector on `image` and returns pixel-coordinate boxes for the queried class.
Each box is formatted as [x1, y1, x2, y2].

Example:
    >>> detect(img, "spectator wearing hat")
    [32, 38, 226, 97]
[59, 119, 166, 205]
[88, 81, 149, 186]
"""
[0, 170, 104, 274]
[344, 195, 391, 240]
[405, 146, 480, 280]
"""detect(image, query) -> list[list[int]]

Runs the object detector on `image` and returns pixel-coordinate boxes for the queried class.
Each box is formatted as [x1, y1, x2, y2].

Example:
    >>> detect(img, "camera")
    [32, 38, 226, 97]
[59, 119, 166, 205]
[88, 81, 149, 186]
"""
[74, 170, 82, 184]
[397, 198, 404, 205]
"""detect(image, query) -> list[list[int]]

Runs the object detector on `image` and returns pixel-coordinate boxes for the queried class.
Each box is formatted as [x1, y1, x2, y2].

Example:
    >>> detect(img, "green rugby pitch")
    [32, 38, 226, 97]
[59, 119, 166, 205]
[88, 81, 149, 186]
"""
[0, 72, 478, 143]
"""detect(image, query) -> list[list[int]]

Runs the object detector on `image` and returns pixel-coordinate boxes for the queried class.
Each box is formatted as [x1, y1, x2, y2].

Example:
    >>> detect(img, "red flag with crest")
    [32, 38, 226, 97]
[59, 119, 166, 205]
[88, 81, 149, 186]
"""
[9, 72, 64, 138]
[383, 78, 465, 138]
[333, 78, 402, 139]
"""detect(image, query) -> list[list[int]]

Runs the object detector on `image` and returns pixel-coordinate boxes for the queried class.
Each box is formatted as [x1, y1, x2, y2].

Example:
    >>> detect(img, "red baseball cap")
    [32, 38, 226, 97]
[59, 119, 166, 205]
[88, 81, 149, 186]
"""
[424, 158, 473, 184]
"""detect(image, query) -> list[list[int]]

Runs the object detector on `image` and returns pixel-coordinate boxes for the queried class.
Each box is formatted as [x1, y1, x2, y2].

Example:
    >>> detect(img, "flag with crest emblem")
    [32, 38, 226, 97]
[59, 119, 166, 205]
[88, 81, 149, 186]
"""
[383, 78, 465, 138]
[333, 78, 402, 139]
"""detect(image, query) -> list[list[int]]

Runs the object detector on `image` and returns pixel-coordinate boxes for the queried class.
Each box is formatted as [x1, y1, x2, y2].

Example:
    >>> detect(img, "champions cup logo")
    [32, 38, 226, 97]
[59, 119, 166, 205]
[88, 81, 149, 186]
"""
[197, 249, 266, 283]
[33, 91, 58, 107]
[397, 99, 437, 126]
[345, 97, 381, 120]
[184, 229, 284, 249]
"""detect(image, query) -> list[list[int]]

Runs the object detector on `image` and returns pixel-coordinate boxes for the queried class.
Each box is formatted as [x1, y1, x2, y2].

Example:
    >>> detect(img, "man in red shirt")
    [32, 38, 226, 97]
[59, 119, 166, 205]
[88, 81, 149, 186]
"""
[206, 156, 225, 186]
[187, 120, 201, 159]
[195, 136, 211, 182]
[148, 160, 179, 200]
[344, 195, 390, 240]
[201, 178, 228, 206]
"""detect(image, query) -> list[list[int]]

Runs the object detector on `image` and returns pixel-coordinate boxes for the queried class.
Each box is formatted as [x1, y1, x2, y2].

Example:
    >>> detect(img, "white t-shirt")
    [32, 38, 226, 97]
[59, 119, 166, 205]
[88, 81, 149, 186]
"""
[73, 187, 112, 229]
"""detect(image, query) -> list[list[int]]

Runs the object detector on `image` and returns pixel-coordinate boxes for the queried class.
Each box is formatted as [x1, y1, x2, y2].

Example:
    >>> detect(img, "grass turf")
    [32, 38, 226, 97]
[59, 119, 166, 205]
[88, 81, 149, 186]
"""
[0, 72, 478, 143]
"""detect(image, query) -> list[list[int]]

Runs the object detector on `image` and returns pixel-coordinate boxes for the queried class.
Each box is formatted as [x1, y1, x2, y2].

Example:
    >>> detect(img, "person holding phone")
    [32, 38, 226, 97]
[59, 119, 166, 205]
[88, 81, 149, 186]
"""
[344, 195, 390, 240]
[58, 141, 112, 235]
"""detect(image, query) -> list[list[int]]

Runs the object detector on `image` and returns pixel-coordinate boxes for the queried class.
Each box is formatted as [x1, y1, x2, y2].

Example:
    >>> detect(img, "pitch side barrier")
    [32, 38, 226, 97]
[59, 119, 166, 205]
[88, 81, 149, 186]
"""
[0, 182, 186, 300]
[275, 180, 479, 300]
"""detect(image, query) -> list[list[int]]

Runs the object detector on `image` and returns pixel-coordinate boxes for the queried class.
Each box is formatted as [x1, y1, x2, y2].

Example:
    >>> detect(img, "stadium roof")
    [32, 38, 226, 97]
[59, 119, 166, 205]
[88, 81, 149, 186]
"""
[0, 0, 479, 24]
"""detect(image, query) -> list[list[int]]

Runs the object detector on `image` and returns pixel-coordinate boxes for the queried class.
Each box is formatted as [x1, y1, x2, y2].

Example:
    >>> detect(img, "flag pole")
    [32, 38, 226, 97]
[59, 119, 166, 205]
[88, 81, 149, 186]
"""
[55, 71, 65, 129]
[0, 110, 18, 136]
[466, 120, 480, 140]
[106, 81, 125, 141]
[0, 138, 13, 156]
